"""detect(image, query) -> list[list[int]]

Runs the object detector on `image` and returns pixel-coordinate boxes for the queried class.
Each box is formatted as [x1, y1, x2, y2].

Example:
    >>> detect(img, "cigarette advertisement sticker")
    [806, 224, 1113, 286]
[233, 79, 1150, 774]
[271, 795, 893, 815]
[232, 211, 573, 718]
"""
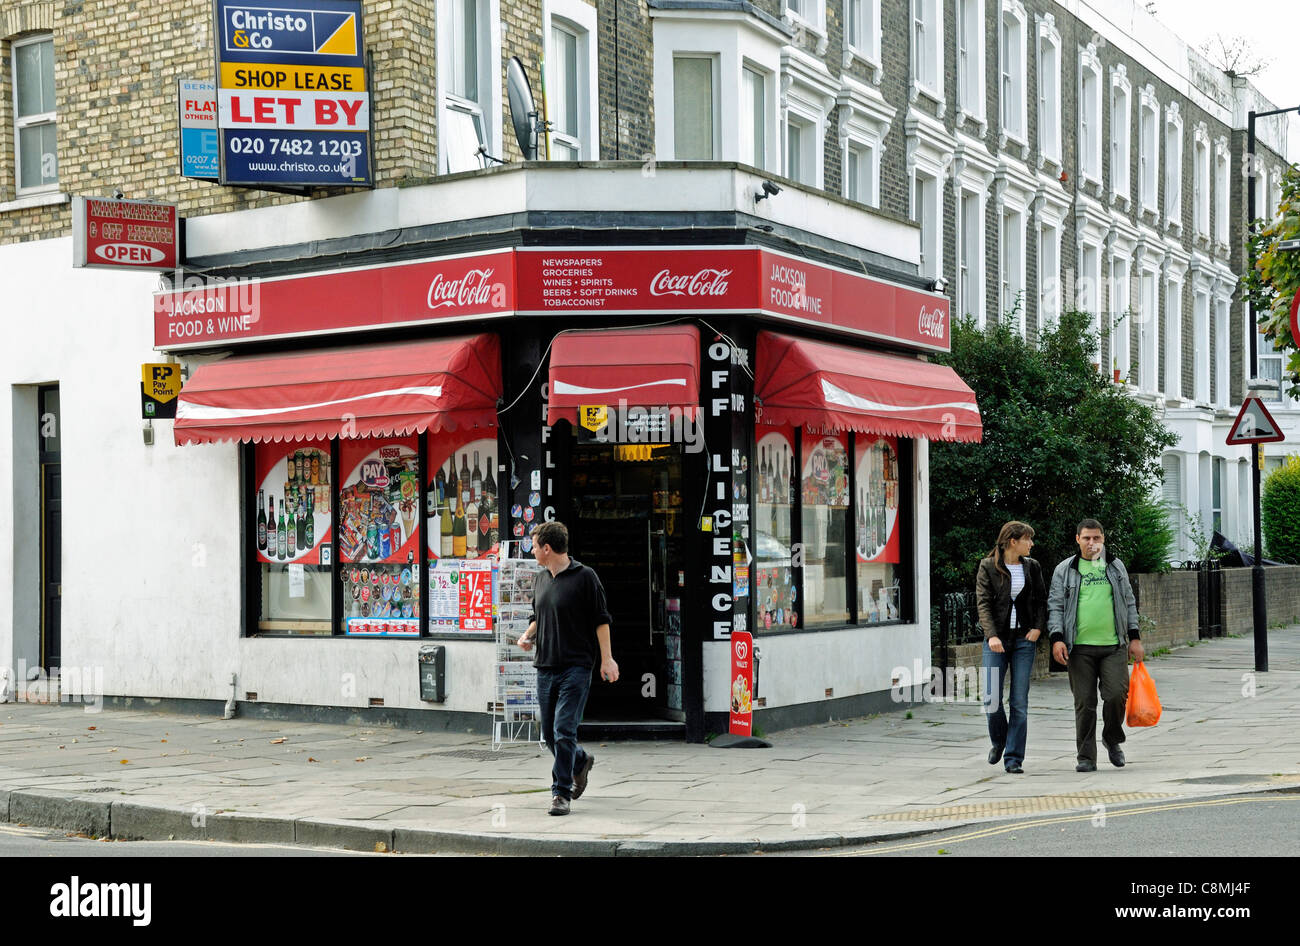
[214, 0, 372, 187]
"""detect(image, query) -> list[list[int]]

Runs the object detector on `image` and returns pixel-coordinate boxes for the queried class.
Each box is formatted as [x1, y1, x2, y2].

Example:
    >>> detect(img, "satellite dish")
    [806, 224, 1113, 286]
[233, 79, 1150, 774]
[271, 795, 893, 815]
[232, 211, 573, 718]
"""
[507, 56, 539, 160]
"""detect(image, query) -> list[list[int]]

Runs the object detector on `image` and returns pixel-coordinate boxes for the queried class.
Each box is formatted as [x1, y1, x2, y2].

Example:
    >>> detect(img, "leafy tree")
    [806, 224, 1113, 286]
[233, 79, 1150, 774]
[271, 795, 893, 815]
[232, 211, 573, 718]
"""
[1262, 456, 1300, 563]
[930, 309, 1178, 596]
[1241, 163, 1300, 399]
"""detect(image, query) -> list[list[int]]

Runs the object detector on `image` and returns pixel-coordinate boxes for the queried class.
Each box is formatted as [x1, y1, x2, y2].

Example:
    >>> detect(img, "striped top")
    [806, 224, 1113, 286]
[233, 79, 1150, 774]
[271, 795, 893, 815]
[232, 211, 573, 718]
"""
[1007, 563, 1025, 629]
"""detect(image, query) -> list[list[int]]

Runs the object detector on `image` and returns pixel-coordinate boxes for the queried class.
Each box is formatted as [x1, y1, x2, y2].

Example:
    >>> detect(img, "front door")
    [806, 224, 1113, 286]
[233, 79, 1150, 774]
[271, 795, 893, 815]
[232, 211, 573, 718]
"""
[39, 385, 62, 671]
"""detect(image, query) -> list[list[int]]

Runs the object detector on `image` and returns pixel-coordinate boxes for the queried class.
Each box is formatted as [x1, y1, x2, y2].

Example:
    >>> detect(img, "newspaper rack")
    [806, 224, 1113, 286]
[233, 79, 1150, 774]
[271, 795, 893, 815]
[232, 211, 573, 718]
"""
[492, 543, 544, 748]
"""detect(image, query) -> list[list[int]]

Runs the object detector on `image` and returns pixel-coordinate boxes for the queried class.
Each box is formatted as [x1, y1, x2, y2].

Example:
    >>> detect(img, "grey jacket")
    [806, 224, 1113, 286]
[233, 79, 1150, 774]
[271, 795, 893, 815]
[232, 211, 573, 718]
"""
[1046, 551, 1140, 652]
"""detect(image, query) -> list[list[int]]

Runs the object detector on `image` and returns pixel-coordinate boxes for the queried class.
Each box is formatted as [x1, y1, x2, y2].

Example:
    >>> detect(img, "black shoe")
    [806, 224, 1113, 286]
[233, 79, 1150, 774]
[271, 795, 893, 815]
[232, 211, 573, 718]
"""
[1005, 763, 1024, 774]
[548, 795, 571, 816]
[1076, 759, 1097, 772]
[1105, 743, 1126, 767]
[988, 744, 1004, 765]
[571, 752, 596, 800]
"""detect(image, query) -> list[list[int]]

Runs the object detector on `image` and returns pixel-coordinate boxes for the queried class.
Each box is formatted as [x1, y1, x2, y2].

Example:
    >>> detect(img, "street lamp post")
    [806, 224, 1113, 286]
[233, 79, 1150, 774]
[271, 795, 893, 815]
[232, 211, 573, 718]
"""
[1244, 105, 1300, 674]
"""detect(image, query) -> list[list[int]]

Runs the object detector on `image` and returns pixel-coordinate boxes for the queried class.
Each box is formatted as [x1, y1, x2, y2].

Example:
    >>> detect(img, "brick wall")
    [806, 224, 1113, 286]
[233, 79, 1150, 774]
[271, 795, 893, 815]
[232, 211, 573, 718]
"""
[1220, 565, 1300, 636]
[597, 0, 652, 161]
[1131, 570, 1199, 649]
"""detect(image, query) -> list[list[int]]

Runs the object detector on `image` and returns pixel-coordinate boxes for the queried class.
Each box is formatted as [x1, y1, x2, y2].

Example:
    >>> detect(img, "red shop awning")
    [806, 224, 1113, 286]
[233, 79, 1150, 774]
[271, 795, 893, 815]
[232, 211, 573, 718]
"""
[754, 331, 983, 442]
[546, 325, 701, 425]
[175, 334, 501, 445]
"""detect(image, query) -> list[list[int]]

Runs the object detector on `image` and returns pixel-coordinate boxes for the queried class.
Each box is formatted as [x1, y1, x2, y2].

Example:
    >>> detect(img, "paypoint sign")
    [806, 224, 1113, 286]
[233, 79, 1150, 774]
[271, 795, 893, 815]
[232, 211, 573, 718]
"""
[214, 0, 371, 187]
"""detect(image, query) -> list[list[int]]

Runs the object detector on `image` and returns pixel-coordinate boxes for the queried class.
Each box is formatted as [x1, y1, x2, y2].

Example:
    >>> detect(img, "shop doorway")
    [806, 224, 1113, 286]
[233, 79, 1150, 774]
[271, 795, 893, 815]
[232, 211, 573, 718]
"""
[39, 385, 62, 671]
[568, 441, 686, 724]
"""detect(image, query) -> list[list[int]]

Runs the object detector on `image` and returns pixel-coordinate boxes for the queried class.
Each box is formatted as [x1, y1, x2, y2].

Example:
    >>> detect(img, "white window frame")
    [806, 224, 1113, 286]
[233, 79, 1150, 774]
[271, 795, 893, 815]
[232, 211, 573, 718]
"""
[543, 0, 599, 161]
[1000, 205, 1026, 335]
[1192, 277, 1211, 404]
[958, 187, 986, 327]
[1164, 274, 1183, 400]
[741, 62, 769, 170]
[12, 32, 58, 195]
[781, 46, 836, 188]
[672, 54, 720, 160]
[437, 0, 501, 174]
[910, 0, 944, 113]
[1192, 124, 1210, 240]
[1034, 189, 1068, 336]
[1137, 259, 1159, 394]
[837, 76, 894, 208]
[651, 11, 784, 168]
[956, 0, 985, 131]
[913, 168, 941, 279]
[1110, 253, 1132, 382]
[906, 111, 952, 281]
[785, 108, 816, 184]
[1035, 14, 1061, 169]
[843, 0, 883, 84]
[785, 0, 827, 34]
[1078, 45, 1102, 186]
[1109, 65, 1131, 205]
[1138, 85, 1160, 217]
[1164, 102, 1183, 232]
[999, 1, 1028, 148]
[1214, 137, 1230, 248]
[1078, 238, 1103, 342]
[1213, 293, 1230, 409]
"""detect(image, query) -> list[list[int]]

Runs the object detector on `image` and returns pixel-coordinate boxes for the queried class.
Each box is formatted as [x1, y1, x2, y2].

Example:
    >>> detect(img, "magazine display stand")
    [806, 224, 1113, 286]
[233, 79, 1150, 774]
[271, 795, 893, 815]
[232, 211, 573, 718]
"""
[493, 545, 543, 748]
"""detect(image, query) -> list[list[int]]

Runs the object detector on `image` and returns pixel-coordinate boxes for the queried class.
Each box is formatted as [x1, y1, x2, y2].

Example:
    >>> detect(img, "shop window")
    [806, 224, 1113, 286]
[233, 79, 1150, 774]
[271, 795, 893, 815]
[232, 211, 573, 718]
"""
[801, 432, 849, 627]
[755, 425, 799, 632]
[251, 432, 501, 638]
[855, 436, 901, 623]
[254, 441, 336, 636]
[426, 430, 500, 631]
[338, 437, 422, 637]
[13, 33, 58, 193]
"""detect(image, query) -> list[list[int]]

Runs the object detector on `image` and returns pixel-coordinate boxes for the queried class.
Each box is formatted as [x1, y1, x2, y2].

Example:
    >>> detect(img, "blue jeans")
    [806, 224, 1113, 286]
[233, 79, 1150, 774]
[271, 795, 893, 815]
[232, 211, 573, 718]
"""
[536, 665, 593, 800]
[983, 636, 1036, 768]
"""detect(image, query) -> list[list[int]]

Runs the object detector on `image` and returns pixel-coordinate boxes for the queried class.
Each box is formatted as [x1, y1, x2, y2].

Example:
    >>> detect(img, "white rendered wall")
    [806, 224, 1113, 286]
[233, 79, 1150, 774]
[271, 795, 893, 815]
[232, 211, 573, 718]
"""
[1, 237, 499, 715]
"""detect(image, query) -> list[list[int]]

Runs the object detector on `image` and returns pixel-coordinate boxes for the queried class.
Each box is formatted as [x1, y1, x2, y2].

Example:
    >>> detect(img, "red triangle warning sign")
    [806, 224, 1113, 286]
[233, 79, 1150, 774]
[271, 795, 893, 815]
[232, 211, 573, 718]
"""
[1226, 396, 1285, 445]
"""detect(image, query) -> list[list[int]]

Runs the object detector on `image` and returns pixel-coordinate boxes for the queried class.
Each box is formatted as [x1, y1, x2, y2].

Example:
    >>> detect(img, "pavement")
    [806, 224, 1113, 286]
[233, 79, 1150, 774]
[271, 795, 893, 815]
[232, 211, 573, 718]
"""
[2, 627, 1298, 856]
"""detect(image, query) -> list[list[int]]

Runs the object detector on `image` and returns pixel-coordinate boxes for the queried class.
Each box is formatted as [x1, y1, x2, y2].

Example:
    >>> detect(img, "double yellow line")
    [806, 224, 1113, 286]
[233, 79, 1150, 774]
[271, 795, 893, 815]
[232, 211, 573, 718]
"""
[835, 795, 1300, 855]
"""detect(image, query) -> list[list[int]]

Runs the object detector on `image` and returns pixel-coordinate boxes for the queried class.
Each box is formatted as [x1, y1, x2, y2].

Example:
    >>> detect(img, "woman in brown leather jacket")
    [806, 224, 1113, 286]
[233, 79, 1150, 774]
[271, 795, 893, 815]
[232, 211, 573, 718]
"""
[975, 521, 1048, 773]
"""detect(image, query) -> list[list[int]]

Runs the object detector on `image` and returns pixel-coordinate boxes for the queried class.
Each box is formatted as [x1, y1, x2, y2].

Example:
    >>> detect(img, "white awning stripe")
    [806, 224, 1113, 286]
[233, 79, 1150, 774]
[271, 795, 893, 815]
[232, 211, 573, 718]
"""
[552, 378, 688, 396]
[820, 379, 981, 416]
[178, 385, 443, 421]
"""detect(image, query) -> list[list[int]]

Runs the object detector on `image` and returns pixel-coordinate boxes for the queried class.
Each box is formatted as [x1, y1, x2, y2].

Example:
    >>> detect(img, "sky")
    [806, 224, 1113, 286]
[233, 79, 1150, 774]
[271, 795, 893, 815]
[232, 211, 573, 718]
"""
[1149, 0, 1300, 160]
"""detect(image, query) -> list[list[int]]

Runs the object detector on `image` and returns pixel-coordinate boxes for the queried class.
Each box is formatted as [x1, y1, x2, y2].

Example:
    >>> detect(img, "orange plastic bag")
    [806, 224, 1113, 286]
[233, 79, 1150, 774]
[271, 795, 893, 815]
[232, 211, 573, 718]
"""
[1126, 661, 1162, 727]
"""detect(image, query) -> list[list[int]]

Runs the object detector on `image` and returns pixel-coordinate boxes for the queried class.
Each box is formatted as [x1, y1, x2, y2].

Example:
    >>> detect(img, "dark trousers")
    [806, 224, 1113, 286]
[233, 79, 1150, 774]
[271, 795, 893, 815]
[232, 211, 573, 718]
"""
[1067, 643, 1129, 763]
[537, 664, 592, 800]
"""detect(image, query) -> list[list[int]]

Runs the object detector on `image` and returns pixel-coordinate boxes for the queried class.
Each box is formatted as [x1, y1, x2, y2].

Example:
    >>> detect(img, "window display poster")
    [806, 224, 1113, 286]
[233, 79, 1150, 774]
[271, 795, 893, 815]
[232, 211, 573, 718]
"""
[855, 435, 900, 564]
[426, 431, 500, 561]
[428, 559, 496, 633]
[755, 427, 797, 508]
[254, 439, 332, 565]
[729, 631, 754, 737]
[339, 437, 420, 564]
[801, 432, 849, 507]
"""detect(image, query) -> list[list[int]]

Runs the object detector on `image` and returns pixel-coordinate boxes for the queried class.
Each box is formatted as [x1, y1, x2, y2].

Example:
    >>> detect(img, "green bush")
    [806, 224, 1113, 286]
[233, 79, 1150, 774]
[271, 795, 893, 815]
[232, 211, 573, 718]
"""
[1262, 457, 1300, 563]
[1117, 498, 1176, 574]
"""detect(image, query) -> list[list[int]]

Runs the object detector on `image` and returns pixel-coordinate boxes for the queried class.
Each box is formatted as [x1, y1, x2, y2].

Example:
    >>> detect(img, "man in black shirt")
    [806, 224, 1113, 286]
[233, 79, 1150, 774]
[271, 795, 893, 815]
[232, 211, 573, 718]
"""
[518, 521, 618, 815]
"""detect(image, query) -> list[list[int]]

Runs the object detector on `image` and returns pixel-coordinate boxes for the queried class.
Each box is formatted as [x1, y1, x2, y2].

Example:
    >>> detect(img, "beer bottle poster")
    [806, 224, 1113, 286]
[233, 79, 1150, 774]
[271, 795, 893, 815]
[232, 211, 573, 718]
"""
[254, 439, 333, 565]
[425, 431, 500, 562]
[855, 435, 900, 564]
[338, 437, 420, 564]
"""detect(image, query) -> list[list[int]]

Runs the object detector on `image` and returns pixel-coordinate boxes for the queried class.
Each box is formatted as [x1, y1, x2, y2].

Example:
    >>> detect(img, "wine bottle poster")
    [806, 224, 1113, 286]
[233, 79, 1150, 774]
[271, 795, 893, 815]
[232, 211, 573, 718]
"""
[425, 432, 500, 562]
[855, 435, 900, 564]
[754, 424, 798, 631]
[254, 439, 332, 565]
[338, 437, 420, 564]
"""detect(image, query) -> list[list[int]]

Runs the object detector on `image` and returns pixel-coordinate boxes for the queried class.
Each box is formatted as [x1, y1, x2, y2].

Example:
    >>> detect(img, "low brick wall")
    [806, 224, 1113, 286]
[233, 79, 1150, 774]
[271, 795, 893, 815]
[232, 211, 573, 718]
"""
[1131, 571, 1200, 650]
[1220, 565, 1300, 635]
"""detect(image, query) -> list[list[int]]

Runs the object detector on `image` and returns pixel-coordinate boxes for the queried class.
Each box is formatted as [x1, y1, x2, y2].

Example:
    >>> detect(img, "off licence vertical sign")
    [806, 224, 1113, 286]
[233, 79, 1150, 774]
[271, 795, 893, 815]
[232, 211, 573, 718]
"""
[214, 0, 371, 187]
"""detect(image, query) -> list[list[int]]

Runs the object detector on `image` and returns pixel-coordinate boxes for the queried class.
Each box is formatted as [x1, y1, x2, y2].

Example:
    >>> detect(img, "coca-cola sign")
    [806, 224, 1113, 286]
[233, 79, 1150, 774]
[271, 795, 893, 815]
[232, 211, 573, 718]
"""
[649, 268, 733, 297]
[427, 268, 497, 309]
[918, 306, 947, 340]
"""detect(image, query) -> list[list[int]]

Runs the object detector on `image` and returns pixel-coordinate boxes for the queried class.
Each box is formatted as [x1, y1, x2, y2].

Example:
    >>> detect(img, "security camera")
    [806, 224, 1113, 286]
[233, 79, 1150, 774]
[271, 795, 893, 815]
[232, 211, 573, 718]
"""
[931, 276, 949, 294]
[112, 188, 125, 200]
[754, 180, 783, 203]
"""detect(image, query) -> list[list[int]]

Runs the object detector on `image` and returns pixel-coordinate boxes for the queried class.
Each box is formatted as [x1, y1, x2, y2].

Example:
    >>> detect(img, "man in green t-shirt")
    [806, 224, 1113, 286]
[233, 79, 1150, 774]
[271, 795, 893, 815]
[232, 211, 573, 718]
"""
[1047, 519, 1145, 772]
